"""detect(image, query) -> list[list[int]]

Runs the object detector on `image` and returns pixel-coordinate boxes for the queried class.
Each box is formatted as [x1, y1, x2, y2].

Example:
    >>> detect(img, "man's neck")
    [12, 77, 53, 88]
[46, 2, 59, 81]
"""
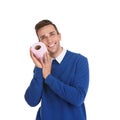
[50, 47, 63, 58]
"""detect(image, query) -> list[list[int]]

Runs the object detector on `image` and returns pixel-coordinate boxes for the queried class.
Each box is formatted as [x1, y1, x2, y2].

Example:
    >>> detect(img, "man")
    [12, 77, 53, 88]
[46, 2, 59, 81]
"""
[24, 19, 89, 120]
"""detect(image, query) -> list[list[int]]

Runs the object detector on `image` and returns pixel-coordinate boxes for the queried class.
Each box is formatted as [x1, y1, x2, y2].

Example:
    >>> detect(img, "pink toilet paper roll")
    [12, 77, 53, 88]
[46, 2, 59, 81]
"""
[31, 42, 47, 60]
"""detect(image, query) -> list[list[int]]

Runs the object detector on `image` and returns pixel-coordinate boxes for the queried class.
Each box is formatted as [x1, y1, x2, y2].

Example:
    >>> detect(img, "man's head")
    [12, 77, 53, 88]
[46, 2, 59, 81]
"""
[35, 19, 62, 58]
[35, 19, 59, 36]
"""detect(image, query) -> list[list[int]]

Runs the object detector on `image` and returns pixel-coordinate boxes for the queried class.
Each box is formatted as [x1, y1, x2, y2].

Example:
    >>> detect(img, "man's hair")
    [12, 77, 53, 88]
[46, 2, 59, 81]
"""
[35, 19, 59, 35]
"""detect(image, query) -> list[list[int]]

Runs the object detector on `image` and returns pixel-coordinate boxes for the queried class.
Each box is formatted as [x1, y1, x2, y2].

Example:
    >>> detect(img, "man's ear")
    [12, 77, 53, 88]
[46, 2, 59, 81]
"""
[58, 33, 61, 41]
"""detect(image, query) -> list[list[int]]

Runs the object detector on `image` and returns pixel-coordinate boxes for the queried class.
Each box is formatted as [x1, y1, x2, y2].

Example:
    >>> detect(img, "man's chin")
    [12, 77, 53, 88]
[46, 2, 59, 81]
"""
[48, 49, 56, 56]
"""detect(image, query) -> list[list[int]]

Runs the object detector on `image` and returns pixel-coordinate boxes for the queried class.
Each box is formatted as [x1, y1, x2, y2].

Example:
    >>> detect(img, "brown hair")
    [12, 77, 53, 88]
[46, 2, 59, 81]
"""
[35, 19, 59, 35]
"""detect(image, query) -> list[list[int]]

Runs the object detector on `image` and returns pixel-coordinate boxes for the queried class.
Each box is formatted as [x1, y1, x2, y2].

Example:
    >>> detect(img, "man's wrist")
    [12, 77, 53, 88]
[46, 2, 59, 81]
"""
[44, 73, 50, 80]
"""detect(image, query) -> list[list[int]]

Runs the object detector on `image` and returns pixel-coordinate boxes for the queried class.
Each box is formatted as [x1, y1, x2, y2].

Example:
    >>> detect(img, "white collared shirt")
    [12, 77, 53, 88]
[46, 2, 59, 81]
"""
[51, 48, 67, 64]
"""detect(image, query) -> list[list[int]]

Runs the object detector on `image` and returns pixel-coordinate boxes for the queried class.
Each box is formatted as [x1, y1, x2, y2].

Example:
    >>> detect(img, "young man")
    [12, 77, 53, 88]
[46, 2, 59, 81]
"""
[24, 19, 89, 120]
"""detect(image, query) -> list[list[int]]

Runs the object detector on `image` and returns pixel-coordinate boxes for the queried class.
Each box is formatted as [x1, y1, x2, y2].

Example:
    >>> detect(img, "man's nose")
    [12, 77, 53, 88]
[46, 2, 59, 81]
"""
[47, 36, 52, 43]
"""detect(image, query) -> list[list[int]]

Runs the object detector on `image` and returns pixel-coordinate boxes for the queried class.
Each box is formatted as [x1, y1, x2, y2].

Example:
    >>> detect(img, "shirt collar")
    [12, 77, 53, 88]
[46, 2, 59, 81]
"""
[52, 48, 67, 64]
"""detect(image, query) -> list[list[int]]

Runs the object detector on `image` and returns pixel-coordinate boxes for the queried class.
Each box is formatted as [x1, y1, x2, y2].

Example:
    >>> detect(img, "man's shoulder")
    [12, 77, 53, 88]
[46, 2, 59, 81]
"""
[66, 50, 87, 60]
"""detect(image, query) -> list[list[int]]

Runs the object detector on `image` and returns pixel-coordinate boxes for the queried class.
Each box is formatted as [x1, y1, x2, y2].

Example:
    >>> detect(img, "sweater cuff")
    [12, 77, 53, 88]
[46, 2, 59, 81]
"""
[34, 67, 43, 79]
[45, 74, 55, 86]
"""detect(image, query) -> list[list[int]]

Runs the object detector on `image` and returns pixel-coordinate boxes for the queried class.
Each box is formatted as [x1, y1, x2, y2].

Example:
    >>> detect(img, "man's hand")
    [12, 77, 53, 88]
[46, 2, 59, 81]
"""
[30, 47, 42, 68]
[40, 52, 52, 79]
[30, 48, 52, 79]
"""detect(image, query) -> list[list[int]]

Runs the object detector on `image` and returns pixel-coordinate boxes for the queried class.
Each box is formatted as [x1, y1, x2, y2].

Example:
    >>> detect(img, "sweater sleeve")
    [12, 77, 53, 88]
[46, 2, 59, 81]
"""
[45, 57, 89, 107]
[24, 67, 44, 107]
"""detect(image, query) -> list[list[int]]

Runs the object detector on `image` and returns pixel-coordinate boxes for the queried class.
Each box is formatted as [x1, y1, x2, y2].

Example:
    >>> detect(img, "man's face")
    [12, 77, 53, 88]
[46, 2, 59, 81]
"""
[37, 24, 61, 57]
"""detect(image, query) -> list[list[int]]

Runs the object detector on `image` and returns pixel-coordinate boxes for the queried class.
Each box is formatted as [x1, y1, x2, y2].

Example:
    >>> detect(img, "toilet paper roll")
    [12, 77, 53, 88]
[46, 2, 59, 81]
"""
[31, 42, 47, 60]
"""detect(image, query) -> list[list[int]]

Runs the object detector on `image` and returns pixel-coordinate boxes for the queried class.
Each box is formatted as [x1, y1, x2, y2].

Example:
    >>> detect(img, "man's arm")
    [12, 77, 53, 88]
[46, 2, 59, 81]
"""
[45, 57, 89, 107]
[24, 67, 44, 107]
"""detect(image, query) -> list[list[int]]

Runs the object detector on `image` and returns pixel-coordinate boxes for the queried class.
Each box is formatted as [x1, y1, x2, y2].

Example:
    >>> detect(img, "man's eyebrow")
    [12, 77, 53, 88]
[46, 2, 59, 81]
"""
[40, 31, 56, 38]
[49, 31, 56, 34]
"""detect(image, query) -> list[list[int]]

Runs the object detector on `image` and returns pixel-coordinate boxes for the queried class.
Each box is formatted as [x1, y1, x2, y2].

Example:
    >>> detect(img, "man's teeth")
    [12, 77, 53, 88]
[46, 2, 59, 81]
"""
[48, 44, 55, 47]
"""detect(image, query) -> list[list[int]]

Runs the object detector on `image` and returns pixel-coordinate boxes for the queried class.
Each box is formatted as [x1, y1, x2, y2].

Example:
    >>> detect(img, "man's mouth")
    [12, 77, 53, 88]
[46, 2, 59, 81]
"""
[48, 43, 56, 48]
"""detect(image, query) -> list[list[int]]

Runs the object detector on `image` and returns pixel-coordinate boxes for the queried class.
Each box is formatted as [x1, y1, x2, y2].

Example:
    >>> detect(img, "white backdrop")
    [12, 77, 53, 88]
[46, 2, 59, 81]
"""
[0, 0, 120, 119]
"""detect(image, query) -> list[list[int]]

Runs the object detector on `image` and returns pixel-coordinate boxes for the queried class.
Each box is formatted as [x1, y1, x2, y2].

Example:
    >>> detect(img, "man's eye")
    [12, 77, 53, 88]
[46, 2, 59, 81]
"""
[41, 36, 46, 40]
[50, 33, 55, 36]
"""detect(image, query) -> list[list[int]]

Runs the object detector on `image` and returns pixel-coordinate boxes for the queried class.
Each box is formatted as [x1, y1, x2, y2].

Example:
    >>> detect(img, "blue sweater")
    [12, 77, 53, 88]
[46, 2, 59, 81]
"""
[24, 50, 89, 120]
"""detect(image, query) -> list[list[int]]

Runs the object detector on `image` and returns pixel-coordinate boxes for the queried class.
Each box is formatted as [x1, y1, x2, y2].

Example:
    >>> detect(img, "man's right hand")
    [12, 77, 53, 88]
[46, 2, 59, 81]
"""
[30, 47, 42, 68]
